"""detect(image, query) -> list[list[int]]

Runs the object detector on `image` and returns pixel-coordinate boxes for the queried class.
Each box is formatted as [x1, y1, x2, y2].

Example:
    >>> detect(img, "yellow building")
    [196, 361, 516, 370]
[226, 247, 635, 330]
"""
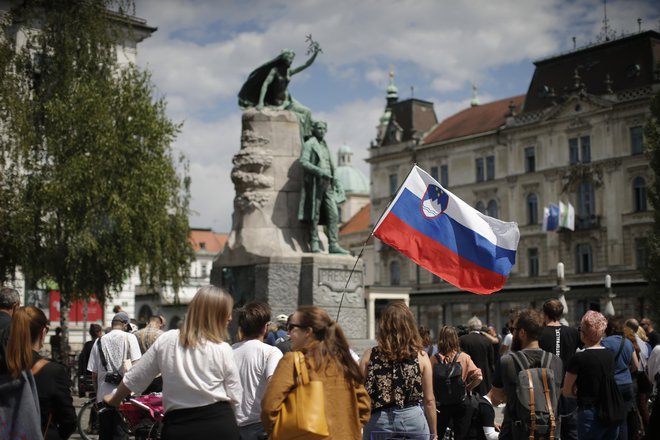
[368, 30, 659, 335]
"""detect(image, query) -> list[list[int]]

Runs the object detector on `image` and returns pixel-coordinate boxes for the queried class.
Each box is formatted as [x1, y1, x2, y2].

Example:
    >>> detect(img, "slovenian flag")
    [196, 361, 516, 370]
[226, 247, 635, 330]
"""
[373, 165, 520, 295]
[542, 204, 560, 232]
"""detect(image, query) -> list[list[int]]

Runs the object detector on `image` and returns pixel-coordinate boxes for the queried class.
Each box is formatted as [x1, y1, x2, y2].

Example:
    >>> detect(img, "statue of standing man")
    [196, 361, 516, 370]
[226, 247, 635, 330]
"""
[237, 36, 321, 141]
[298, 120, 349, 254]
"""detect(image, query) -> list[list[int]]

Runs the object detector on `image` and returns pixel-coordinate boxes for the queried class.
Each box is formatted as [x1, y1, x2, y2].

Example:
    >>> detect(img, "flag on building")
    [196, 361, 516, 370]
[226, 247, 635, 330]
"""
[542, 203, 559, 232]
[559, 201, 575, 231]
[373, 165, 520, 295]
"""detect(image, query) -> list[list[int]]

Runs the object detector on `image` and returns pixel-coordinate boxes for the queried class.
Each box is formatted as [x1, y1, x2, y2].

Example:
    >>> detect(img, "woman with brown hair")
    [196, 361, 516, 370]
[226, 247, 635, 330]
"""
[359, 301, 437, 439]
[105, 285, 242, 440]
[261, 305, 370, 439]
[5, 306, 76, 440]
[432, 325, 482, 440]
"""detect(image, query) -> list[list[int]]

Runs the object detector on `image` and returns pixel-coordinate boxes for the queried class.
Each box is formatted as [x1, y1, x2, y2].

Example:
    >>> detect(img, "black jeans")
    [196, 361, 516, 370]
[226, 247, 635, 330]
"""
[99, 406, 128, 440]
[437, 400, 473, 439]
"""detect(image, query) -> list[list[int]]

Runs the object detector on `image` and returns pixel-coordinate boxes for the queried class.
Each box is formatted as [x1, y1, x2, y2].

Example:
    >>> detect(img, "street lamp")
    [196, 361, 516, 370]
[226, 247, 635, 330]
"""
[554, 262, 570, 325]
[603, 274, 615, 317]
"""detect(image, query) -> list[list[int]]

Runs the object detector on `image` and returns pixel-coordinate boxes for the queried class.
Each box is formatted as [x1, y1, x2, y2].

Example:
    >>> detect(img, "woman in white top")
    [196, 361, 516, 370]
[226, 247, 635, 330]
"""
[104, 285, 242, 440]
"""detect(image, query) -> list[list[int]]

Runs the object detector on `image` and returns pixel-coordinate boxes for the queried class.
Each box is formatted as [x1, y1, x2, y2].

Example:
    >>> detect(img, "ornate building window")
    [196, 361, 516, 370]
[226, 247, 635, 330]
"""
[569, 136, 591, 164]
[476, 201, 486, 214]
[575, 243, 593, 273]
[527, 193, 538, 225]
[440, 165, 449, 188]
[525, 147, 535, 173]
[487, 200, 498, 218]
[635, 238, 648, 270]
[476, 158, 484, 182]
[389, 260, 400, 286]
[389, 173, 398, 195]
[633, 176, 647, 212]
[430, 166, 439, 180]
[577, 182, 595, 228]
[631, 126, 644, 155]
[528, 248, 539, 277]
[486, 155, 495, 180]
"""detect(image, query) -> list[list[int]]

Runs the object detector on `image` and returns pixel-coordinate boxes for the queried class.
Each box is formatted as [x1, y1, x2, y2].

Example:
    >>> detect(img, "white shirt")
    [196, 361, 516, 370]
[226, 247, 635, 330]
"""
[502, 333, 513, 353]
[87, 329, 141, 402]
[123, 329, 242, 412]
[231, 339, 283, 426]
[648, 345, 660, 392]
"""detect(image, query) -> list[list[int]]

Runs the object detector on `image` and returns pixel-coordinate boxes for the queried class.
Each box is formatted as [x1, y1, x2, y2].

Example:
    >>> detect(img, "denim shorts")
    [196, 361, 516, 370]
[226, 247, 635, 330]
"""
[363, 404, 429, 440]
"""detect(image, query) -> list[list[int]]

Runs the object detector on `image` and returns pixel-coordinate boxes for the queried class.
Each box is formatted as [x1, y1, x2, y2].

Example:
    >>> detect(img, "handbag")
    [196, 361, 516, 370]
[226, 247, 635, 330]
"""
[272, 351, 329, 440]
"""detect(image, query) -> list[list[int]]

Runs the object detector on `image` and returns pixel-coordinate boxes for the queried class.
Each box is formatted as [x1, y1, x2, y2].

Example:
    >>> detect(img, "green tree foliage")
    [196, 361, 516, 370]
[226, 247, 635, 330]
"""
[645, 91, 660, 321]
[0, 0, 193, 355]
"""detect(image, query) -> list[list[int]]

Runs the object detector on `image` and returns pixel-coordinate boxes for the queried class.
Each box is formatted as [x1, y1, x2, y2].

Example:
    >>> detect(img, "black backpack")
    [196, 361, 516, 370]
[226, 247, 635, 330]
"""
[433, 352, 466, 406]
[509, 351, 559, 440]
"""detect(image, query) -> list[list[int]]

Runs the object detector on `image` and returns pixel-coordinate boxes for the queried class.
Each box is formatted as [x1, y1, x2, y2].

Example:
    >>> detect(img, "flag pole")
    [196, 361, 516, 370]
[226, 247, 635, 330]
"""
[336, 164, 418, 322]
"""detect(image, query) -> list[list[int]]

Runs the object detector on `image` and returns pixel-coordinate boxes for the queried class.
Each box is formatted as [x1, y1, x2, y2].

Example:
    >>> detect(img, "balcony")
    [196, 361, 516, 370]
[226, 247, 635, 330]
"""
[575, 215, 601, 230]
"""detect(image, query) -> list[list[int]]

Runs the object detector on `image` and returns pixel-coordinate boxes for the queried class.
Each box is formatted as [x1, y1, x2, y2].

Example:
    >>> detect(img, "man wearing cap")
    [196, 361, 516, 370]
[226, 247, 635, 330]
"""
[0, 287, 20, 332]
[87, 311, 141, 440]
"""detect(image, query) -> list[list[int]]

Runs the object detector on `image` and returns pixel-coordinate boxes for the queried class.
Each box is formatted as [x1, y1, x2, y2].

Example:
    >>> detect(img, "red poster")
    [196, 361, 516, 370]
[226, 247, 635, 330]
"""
[49, 291, 103, 323]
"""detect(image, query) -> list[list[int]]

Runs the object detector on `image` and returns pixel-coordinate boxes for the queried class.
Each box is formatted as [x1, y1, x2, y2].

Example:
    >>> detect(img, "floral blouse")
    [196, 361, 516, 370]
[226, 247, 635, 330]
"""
[365, 347, 424, 411]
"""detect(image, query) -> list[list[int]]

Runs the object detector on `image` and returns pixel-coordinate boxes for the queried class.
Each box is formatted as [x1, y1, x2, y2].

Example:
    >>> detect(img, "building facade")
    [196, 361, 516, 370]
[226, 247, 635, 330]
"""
[369, 30, 660, 336]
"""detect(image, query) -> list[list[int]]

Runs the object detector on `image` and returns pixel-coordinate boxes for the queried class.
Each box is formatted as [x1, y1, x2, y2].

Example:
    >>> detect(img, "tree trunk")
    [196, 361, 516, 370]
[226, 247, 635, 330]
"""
[59, 292, 70, 366]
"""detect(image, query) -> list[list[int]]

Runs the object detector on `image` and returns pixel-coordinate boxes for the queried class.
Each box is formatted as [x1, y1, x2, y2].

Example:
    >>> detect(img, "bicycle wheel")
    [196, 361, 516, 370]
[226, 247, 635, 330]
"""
[77, 399, 100, 440]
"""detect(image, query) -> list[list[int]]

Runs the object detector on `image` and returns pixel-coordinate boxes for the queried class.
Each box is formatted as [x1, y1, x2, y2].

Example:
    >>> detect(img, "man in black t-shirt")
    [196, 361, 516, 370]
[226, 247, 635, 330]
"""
[538, 299, 579, 440]
[489, 309, 563, 440]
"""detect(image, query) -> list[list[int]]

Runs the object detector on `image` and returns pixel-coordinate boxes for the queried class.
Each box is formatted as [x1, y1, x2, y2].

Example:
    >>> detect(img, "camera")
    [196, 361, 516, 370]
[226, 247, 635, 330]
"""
[104, 372, 123, 385]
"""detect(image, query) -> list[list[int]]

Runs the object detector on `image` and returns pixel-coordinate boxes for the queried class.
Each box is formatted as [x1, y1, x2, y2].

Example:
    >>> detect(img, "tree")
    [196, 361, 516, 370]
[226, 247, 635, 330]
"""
[645, 90, 660, 322]
[0, 0, 193, 359]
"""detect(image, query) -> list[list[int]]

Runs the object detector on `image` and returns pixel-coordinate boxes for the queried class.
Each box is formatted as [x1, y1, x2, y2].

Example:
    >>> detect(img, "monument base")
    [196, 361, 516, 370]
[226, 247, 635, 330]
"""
[212, 253, 367, 341]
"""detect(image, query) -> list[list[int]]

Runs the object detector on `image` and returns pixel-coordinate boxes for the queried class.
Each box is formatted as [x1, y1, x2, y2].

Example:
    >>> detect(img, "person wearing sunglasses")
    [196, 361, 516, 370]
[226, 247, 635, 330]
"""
[262, 305, 370, 439]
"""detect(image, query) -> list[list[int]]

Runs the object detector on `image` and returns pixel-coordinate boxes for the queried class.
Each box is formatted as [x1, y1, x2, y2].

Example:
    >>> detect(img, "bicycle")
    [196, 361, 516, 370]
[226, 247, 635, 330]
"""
[77, 394, 164, 440]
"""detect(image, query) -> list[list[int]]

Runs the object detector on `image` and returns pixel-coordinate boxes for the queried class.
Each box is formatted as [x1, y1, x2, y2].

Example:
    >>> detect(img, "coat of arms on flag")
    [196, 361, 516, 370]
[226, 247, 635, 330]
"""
[421, 184, 449, 218]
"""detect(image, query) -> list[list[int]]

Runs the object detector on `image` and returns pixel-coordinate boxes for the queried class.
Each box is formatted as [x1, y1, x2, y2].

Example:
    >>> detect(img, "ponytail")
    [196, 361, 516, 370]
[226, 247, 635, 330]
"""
[5, 306, 48, 378]
[297, 306, 364, 385]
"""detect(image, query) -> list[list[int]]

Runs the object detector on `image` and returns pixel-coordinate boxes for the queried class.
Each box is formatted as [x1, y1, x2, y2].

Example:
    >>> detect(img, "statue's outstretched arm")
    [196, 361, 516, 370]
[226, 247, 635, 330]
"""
[257, 68, 277, 109]
[291, 49, 318, 76]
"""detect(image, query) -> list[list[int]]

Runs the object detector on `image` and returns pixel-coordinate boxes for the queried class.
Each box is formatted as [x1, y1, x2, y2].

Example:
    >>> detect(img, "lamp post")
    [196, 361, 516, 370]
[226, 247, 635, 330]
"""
[603, 274, 616, 317]
[554, 262, 570, 325]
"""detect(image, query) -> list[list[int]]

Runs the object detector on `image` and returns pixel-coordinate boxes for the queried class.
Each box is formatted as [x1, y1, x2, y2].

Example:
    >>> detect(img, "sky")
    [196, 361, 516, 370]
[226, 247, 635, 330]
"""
[133, 0, 660, 233]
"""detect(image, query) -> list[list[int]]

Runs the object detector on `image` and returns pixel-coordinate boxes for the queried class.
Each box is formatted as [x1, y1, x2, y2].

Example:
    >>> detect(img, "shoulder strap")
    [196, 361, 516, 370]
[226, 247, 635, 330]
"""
[511, 350, 530, 373]
[615, 335, 626, 361]
[31, 358, 49, 375]
[452, 352, 461, 364]
[97, 338, 108, 370]
[293, 351, 309, 385]
[97, 337, 120, 373]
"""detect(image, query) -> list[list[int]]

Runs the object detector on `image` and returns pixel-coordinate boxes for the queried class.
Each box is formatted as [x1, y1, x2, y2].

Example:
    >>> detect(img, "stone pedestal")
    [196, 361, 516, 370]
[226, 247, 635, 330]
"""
[212, 109, 368, 341]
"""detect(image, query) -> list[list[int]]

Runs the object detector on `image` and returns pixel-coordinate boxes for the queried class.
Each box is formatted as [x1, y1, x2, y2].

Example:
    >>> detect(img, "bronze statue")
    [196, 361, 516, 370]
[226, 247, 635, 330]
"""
[298, 120, 349, 254]
[238, 36, 321, 140]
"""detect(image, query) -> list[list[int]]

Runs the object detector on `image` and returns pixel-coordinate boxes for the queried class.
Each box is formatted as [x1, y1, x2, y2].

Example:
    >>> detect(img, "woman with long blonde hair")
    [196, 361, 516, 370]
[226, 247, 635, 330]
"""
[359, 301, 437, 439]
[105, 285, 242, 440]
[262, 305, 370, 439]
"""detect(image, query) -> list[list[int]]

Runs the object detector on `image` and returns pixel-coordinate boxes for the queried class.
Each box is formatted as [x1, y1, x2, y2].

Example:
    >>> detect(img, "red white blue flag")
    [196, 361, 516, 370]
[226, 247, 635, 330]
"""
[373, 165, 520, 295]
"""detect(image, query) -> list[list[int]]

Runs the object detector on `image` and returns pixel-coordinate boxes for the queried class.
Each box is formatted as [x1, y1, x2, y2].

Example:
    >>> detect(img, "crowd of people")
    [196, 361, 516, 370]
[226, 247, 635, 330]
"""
[2, 285, 660, 440]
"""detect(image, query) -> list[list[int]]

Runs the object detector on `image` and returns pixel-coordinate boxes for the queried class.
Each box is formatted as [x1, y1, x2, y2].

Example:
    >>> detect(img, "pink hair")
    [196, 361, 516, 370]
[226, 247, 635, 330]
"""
[581, 310, 607, 344]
